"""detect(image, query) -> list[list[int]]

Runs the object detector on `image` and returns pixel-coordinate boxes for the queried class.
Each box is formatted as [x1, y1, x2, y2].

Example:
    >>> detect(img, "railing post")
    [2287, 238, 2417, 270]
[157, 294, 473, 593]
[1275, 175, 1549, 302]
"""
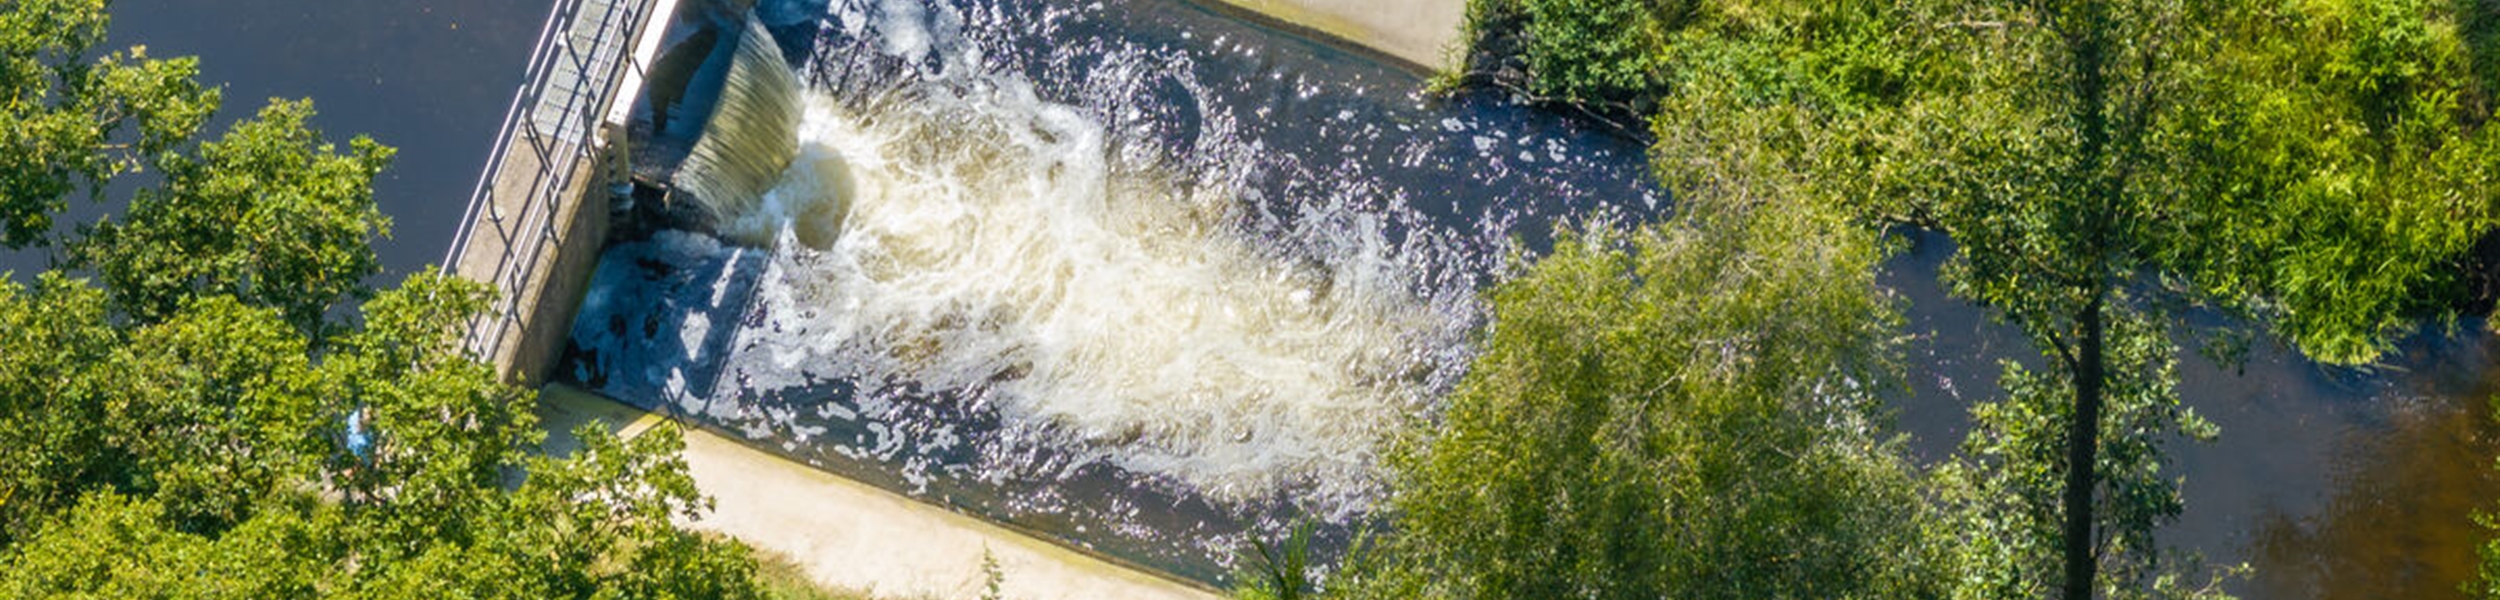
[442, 0, 668, 369]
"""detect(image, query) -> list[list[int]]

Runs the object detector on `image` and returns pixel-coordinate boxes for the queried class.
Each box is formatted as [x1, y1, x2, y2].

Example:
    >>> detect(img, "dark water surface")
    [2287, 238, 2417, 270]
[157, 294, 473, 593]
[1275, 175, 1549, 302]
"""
[83, 0, 550, 277]
[1887, 231, 2500, 599]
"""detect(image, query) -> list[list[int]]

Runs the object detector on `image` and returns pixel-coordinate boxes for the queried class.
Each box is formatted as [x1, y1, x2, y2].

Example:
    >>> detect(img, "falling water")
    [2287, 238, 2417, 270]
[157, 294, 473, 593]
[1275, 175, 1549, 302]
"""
[674, 12, 845, 249]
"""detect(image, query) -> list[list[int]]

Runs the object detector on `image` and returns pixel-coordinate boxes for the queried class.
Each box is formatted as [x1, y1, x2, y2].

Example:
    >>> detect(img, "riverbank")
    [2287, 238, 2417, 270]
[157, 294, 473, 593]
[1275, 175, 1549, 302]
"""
[537, 385, 1224, 600]
[1198, 0, 1466, 72]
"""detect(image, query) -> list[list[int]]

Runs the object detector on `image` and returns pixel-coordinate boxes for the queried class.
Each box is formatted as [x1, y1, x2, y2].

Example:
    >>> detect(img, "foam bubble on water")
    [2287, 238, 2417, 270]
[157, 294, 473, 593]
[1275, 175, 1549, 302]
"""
[874, 0, 933, 63]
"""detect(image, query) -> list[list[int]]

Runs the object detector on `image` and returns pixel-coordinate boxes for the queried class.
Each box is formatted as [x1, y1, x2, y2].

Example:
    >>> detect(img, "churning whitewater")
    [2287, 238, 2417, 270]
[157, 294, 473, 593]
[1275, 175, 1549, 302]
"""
[577, 3, 1663, 564]
[587, 0, 1488, 509]
[722, 88, 1451, 502]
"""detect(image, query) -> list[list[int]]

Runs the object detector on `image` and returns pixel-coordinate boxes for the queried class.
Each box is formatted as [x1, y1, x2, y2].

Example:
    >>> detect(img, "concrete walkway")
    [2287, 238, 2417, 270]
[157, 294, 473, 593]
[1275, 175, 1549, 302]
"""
[537, 385, 1223, 600]
[1208, 0, 1468, 72]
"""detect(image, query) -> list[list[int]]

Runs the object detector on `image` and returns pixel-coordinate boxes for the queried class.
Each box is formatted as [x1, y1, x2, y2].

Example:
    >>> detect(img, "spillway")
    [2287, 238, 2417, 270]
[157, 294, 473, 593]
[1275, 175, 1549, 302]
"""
[571, 0, 1661, 580]
[674, 12, 848, 249]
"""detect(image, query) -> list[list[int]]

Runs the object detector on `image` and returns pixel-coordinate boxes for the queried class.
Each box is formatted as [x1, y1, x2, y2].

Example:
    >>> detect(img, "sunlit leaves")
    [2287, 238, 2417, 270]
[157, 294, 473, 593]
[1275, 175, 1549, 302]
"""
[1352, 193, 1941, 599]
[0, 492, 334, 599]
[0, 273, 117, 547]
[1620, 0, 2496, 596]
[0, 269, 771, 598]
[0, 0, 216, 248]
[0, 4, 774, 593]
[108, 295, 326, 535]
[79, 99, 395, 337]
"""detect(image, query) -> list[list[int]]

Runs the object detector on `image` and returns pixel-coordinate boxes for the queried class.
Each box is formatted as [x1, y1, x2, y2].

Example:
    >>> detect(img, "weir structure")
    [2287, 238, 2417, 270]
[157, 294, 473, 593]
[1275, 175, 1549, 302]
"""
[445, 0, 678, 384]
[439, 0, 1459, 596]
[438, 2, 1223, 597]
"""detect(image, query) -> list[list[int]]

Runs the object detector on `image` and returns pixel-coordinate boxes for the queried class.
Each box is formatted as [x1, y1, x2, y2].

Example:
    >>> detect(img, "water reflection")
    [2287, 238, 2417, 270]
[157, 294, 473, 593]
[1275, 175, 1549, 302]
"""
[2247, 338, 2500, 599]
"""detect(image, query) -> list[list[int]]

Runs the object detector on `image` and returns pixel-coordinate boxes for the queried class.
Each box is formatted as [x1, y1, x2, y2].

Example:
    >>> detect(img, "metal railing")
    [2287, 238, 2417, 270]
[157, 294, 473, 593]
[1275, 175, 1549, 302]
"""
[442, 0, 663, 362]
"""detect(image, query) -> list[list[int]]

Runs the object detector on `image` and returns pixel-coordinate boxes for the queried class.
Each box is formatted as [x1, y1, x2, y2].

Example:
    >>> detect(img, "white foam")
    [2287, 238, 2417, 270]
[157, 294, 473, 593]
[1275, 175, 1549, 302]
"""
[716, 79, 1454, 502]
[875, 0, 933, 63]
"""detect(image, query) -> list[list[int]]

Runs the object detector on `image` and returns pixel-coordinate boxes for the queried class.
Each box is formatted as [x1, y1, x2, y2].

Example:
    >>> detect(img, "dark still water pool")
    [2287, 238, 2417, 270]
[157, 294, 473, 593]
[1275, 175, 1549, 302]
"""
[50, 0, 549, 277]
[564, 0, 2498, 595]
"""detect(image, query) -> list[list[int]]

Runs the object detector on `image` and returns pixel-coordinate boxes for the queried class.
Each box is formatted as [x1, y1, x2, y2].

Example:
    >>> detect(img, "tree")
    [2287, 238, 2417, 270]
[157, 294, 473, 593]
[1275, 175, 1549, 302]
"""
[105, 293, 329, 535]
[78, 99, 394, 337]
[1607, 0, 2497, 596]
[1342, 191, 1947, 599]
[317, 272, 532, 535]
[0, 3, 781, 595]
[0, 273, 121, 547]
[1909, 2, 2490, 596]
[0, 271, 770, 599]
[0, 0, 215, 248]
[1449, 0, 1674, 117]
[0, 492, 333, 599]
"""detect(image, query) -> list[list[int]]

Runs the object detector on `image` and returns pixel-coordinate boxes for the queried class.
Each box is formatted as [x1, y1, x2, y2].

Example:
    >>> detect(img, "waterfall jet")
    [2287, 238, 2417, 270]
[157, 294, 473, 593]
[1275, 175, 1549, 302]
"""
[674, 11, 849, 250]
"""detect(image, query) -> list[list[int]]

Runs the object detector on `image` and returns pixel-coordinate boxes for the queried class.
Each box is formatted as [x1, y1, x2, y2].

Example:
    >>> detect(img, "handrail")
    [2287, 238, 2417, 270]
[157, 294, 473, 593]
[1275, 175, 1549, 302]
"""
[443, 0, 664, 363]
[441, 0, 571, 271]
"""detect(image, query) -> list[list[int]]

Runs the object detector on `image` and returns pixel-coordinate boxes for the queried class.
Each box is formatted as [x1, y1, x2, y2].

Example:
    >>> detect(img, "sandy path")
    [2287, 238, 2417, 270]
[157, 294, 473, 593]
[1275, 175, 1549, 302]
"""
[1210, 0, 1467, 71]
[538, 385, 1222, 600]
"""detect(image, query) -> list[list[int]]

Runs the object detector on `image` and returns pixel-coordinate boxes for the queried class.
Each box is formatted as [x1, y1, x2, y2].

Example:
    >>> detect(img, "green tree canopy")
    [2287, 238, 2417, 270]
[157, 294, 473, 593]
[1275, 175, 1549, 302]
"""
[0, 270, 770, 599]
[0, 1, 781, 596]
[78, 99, 394, 337]
[0, 0, 215, 248]
[1346, 192, 1946, 599]
[1453, 0, 2499, 597]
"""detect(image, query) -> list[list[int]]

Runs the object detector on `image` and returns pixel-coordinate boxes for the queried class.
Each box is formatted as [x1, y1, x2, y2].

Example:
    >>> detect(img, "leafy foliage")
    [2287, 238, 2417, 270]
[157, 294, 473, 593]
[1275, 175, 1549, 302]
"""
[1233, 522, 1318, 600]
[79, 98, 394, 337]
[0, 272, 771, 599]
[0, 3, 787, 597]
[1632, 0, 2497, 365]
[0, 492, 335, 599]
[1936, 309, 2237, 600]
[1458, 0, 1674, 108]
[0, 273, 120, 546]
[2153, 0, 2500, 364]
[0, 0, 215, 248]
[1451, 0, 2500, 596]
[1340, 193, 1945, 599]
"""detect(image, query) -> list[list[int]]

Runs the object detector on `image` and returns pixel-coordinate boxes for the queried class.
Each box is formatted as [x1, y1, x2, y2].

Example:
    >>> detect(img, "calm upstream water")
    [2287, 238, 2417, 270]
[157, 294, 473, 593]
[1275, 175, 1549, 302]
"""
[82, 0, 2492, 595]
[2, 0, 549, 278]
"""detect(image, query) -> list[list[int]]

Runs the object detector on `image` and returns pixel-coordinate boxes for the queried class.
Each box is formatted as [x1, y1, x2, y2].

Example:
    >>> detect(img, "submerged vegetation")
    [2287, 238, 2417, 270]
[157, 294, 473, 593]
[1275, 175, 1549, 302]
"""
[1270, 0, 2500, 598]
